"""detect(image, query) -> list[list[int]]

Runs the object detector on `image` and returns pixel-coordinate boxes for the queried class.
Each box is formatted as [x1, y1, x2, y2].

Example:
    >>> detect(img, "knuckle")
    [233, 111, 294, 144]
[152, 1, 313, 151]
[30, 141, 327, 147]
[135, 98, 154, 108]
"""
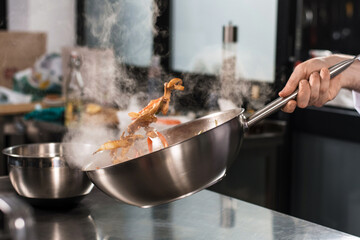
[282, 101, 296, 113]
[309, 73, 319, 84]
[321, 67, 330, 74]
[311, 71, 320, 78]
[314, 102, 324, 107]
[297, 99, 308, 108]
[310, 96, 319, 104]
[281, 106, 290, 113]
[328, 93, 336, 101]
[297, 102, 307, 108]
[299, 79, 309, 89]
[320, 68, 330, 78]
[319, 88, 327, 95]
[294, 63, 307, 76]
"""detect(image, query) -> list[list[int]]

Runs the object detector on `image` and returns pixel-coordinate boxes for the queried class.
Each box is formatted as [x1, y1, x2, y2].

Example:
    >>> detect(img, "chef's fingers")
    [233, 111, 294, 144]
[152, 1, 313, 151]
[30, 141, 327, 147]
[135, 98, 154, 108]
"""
[281, 79, 311, 112]
[279, 65, 305, 97]
[314, 68, 330, 107]
[279, 57, 329, 98]
[281, 100, 297, 113]
[308, 72, 321, 106]
[297, 79, 311, 108]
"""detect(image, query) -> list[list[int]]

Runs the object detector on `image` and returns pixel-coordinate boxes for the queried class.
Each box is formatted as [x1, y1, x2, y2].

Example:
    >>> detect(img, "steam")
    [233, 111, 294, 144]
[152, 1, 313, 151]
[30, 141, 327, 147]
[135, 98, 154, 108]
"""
[64, 0, 162, 169]
[85, 1, 120, 48]
[63, 0, 274, 170]
[188, 45, 273, 110]
[63, 125, 116, 169]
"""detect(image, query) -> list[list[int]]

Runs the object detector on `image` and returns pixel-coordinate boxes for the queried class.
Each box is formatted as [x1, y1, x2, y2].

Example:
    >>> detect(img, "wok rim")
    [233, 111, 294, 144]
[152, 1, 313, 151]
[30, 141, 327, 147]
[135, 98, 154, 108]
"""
[2, 142, 96, 169]
[2, 142, 96, 158]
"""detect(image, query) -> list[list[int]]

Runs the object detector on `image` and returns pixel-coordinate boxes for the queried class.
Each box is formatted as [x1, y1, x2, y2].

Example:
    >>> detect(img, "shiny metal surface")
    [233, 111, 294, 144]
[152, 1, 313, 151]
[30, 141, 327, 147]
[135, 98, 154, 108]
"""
[0, 176, 358, 240]
[86, 109, 244, 208]
[0, 194, 36, 240]
[86, 57, 358, 208]
[2, 143, 94, 199]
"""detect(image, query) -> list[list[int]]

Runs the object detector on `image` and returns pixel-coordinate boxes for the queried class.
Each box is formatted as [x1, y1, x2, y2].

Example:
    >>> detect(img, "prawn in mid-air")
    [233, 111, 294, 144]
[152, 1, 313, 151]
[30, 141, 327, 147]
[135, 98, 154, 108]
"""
[93, 78, 184, 163]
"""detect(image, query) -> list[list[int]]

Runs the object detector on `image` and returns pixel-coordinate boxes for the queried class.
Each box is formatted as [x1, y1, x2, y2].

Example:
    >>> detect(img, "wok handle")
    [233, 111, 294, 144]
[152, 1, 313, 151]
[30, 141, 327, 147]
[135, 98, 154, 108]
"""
[245, 55, 358, 128]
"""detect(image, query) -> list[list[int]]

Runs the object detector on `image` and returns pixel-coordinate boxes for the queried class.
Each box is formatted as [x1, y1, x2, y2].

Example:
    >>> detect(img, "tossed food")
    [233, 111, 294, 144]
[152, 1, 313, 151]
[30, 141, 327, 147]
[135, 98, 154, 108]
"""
[93, 78, 184, 164]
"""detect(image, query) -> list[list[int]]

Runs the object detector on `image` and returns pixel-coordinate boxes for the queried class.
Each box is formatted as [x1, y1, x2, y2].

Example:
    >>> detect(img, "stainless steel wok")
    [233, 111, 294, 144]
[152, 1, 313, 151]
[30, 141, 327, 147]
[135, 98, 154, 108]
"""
[85, 56, 357, 208]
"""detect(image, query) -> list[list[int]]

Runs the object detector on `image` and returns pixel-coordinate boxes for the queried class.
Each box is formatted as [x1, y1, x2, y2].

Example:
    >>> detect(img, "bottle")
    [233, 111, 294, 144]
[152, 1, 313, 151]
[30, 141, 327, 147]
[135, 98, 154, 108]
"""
[220, 22, 238, 104]
[64, 51, 84, 127]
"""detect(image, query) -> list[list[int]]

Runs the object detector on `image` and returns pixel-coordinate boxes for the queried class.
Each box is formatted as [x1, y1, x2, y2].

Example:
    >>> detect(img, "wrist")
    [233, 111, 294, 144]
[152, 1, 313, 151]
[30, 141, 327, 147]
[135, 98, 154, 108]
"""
[339, 56, 360, 91]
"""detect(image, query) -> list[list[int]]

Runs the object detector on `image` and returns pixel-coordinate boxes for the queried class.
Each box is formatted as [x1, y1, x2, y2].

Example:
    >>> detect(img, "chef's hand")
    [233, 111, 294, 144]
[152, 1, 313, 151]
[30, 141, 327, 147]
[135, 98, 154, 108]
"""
[278, 54, 358, 113]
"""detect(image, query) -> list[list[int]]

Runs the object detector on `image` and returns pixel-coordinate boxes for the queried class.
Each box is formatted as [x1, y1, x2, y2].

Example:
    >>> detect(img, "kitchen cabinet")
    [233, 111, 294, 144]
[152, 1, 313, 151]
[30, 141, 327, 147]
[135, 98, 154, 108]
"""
[289, 106, 360, 236]
[291, 131, 360, 236]
[296, 0, 360, 60]
[209, 119, 287, 210]
[288, 0, 360, 235]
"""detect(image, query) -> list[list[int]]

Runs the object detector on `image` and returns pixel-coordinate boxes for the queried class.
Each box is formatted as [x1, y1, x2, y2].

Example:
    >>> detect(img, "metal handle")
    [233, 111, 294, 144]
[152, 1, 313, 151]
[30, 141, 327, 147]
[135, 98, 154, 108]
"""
[246, 55, 358, 128]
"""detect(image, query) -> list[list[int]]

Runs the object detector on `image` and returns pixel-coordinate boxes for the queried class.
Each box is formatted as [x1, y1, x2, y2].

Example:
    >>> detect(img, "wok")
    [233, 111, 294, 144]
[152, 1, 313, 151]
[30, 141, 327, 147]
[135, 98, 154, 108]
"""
[85, 56, 357, 208]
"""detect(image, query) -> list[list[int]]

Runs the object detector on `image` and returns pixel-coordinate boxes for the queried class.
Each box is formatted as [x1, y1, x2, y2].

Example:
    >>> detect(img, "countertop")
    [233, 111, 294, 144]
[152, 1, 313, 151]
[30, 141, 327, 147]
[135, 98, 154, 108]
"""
[0, 176, 358, 240]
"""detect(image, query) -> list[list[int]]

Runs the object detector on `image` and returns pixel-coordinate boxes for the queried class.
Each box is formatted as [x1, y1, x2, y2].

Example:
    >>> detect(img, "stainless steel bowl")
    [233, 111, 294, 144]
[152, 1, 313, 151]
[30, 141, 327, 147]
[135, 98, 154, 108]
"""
[2, 143, 94, 205]
[85, 109, 243, 208]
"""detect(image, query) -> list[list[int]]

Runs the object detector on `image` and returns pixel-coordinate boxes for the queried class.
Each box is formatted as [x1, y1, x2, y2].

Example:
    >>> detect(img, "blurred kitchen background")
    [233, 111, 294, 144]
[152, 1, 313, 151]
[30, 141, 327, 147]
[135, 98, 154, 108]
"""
[1, 0, 360, 237]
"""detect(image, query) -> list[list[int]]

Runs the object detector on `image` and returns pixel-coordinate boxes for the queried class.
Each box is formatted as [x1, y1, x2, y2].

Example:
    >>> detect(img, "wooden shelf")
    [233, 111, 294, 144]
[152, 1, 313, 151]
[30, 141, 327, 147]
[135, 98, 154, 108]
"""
[0, 102, 46, 116]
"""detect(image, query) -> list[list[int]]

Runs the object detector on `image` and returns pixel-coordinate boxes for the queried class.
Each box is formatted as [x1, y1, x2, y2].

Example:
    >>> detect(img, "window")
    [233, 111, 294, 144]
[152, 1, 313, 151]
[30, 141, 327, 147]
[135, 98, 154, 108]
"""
[171, 0, 278, 82]
[84, 0, 154, 67]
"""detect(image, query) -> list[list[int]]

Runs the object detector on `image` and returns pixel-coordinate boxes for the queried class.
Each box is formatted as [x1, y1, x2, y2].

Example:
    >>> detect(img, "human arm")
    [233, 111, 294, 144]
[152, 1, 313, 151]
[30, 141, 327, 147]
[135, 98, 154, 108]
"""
[279, 54, 360, 113]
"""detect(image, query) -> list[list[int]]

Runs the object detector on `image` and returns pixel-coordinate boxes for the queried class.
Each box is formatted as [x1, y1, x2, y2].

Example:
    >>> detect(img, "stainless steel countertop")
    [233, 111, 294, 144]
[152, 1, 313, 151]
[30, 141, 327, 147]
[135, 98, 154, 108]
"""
[0, 176, 358, 240]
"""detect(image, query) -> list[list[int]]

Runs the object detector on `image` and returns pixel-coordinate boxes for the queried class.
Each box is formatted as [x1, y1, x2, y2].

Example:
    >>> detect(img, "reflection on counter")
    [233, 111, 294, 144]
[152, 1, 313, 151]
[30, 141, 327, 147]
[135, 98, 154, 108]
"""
[35, 208, 97, 240]
[220, 196, 237, 228]
[1, 158, 359, 240]
[32, 186, 360, 239]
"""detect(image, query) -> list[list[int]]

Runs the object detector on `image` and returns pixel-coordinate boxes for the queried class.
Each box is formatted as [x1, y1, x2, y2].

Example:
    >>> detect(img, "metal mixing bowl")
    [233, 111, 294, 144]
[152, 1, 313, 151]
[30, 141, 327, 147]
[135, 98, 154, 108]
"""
[2, 143, 94, 206]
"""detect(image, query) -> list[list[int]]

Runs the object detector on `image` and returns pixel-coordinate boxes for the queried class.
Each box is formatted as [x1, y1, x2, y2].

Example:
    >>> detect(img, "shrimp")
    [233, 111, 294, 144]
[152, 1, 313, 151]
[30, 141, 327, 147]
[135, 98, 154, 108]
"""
[94, 78, 184, 164]
[93, 133, 144, 154]
[127, 78, 184, 135]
